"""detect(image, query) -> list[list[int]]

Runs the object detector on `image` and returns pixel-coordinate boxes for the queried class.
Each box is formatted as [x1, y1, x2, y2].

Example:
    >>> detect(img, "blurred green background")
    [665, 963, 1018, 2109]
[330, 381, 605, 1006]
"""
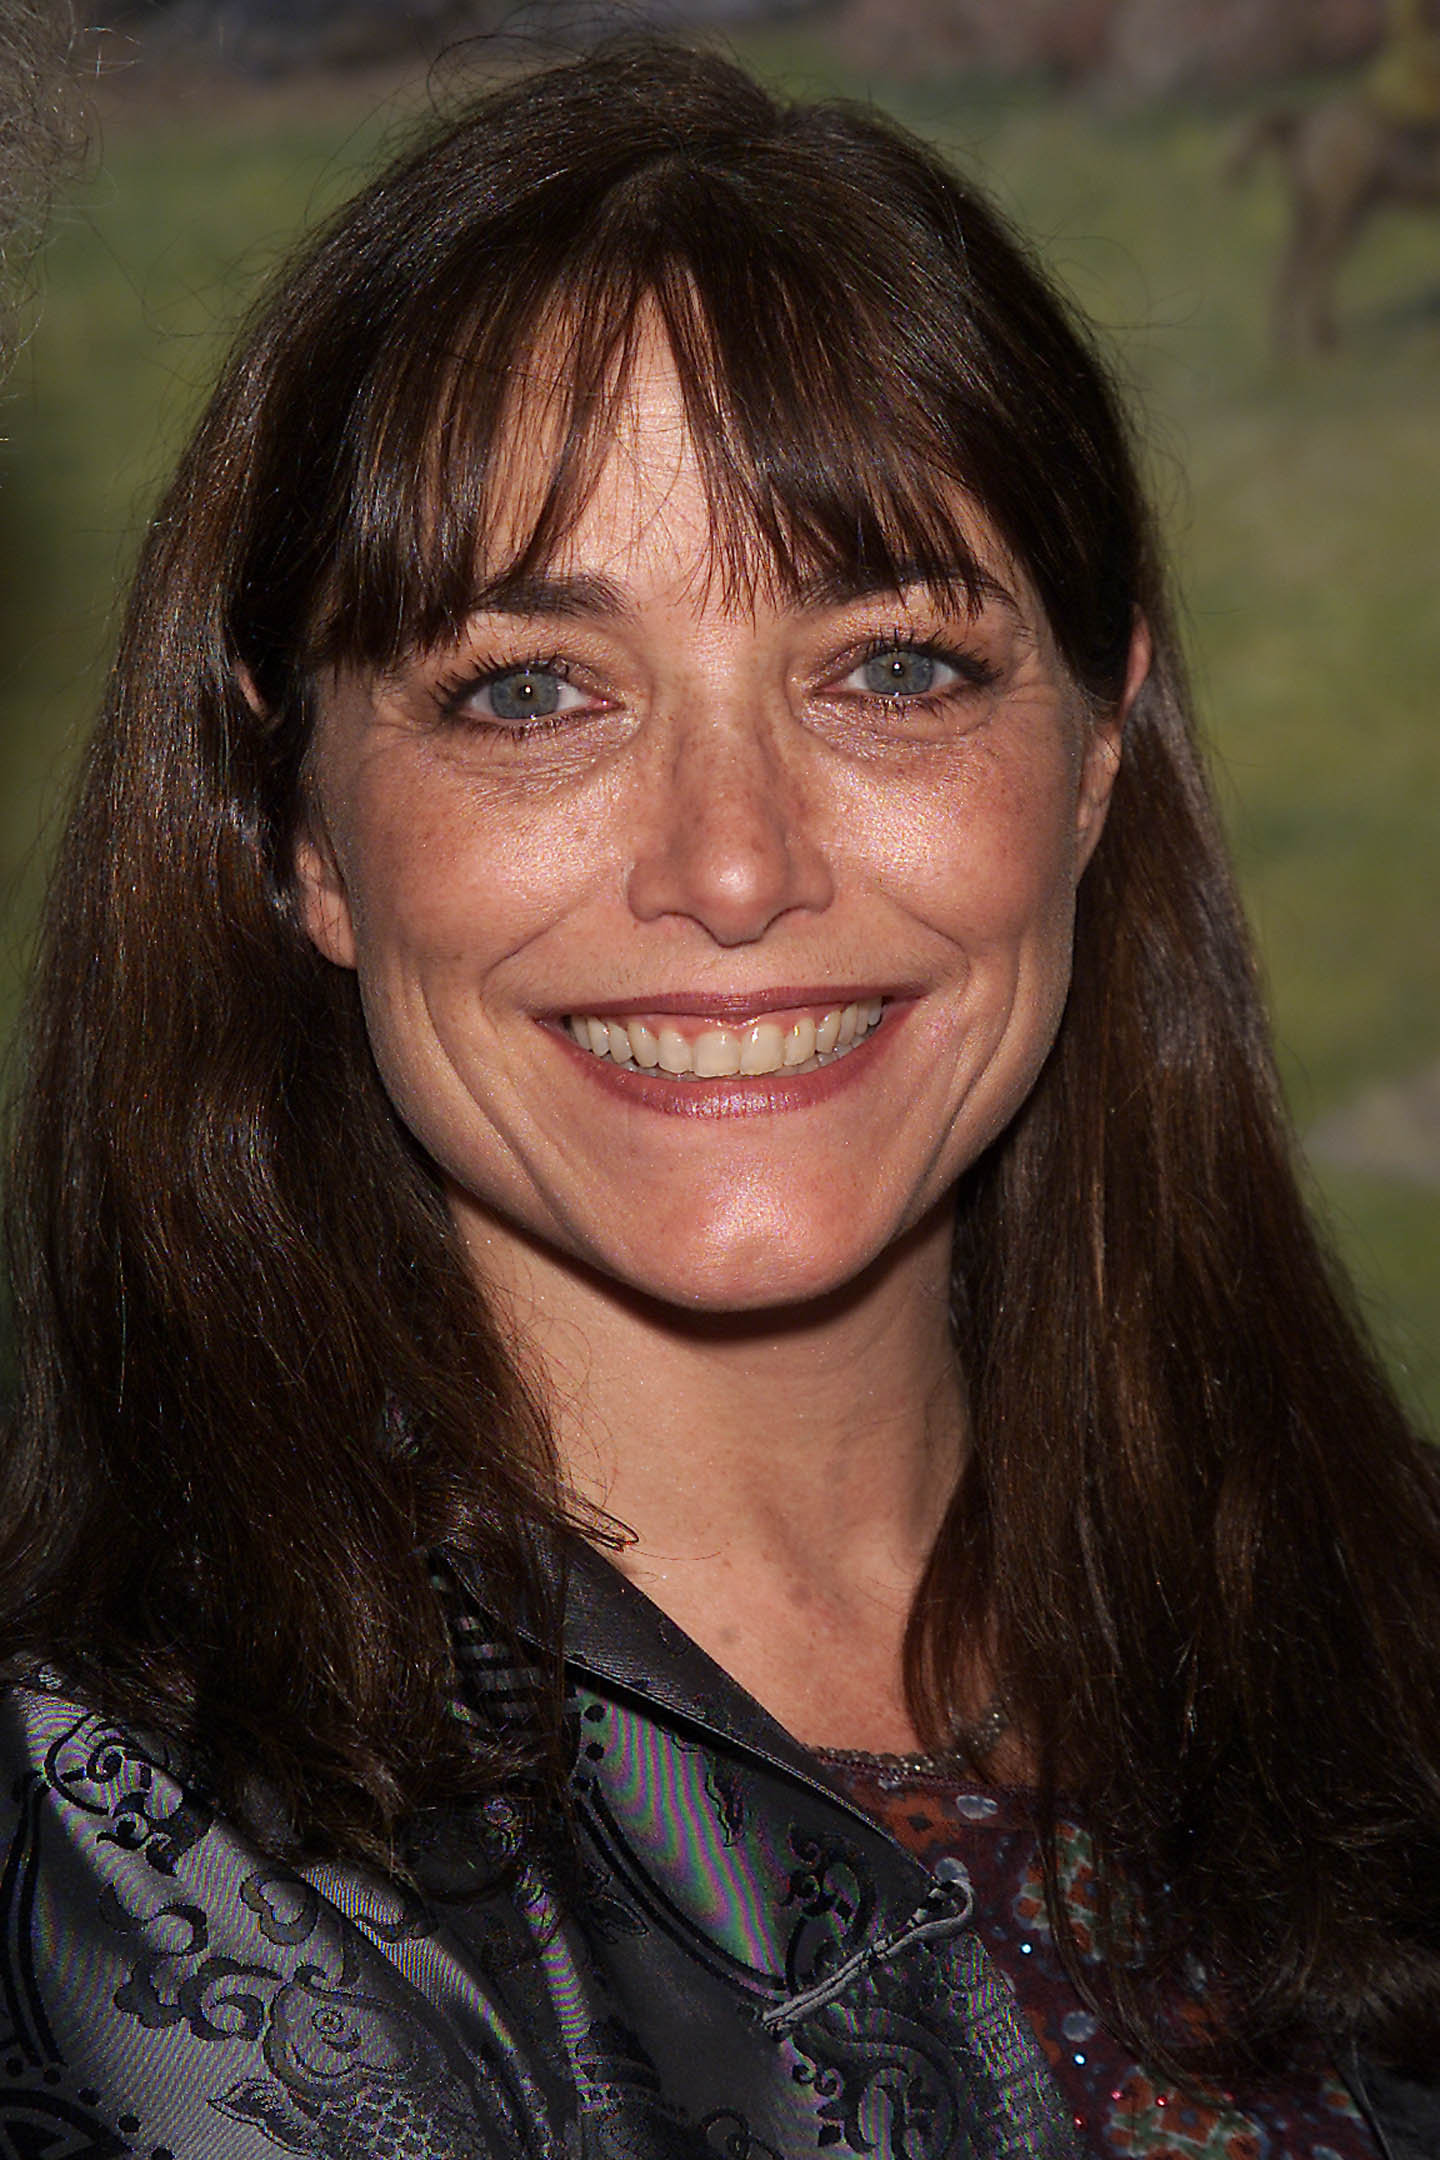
[2, 33, 1437, 1424]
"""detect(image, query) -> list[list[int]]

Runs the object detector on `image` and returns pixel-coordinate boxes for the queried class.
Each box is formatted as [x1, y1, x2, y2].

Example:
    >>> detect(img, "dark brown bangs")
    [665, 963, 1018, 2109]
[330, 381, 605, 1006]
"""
[245, 45, 1142, 704]
[308, 279, 992, 681]
[296, 124, 1059, 676]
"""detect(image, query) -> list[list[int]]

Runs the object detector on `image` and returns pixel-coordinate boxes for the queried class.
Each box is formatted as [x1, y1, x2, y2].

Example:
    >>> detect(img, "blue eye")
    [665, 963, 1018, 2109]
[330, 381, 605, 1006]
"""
[434, 653, 600, 736]
[837, 640, 1000, 708]
[841, 643, 985, 703]
[861, 649, 939, 697]
[485, 666, 565, 721]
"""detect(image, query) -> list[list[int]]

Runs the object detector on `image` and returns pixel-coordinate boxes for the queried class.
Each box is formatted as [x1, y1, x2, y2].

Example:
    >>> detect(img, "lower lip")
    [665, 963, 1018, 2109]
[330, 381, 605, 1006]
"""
[549, 1006, 907, 1118]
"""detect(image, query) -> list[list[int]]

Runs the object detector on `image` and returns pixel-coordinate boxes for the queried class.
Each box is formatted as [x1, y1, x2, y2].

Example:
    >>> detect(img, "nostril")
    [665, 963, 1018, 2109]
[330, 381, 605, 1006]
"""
[625, 785, 834, 943]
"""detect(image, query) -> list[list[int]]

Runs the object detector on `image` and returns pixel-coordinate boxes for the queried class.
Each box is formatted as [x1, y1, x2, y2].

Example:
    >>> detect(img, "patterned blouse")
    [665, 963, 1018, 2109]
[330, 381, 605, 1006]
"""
[820, 1757, 1379, 2160]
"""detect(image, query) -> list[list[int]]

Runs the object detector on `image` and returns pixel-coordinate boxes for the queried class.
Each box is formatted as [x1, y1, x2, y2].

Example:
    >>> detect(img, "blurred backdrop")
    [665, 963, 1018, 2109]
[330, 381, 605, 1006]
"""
[2, 0, 1437, 1423]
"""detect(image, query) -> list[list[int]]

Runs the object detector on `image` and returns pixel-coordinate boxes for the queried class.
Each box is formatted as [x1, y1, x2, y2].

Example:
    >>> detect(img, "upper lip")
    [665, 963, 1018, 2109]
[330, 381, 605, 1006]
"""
[554, 988, 897, 1022]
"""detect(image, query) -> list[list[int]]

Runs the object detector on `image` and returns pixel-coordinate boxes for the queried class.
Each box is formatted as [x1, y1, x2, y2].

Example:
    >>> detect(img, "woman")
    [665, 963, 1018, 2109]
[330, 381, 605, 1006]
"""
[2, 40, 1438, 2159]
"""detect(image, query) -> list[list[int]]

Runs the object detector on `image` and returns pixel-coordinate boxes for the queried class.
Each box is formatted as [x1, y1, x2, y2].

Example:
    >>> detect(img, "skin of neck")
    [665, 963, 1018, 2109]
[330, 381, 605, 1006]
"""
[457, 1192, 967, 1751]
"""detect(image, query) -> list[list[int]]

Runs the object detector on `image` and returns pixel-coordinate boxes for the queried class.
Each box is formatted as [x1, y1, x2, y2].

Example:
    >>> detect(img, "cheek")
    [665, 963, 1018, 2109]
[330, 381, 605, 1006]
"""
[328, 771, 616, 1156]
[852, 750, 1083, 965]
[338, 780, 586, 980]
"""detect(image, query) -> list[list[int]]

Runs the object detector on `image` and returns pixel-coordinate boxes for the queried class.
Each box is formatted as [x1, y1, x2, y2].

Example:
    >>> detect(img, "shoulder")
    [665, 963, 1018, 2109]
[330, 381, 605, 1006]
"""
[0, 1680, 568, 2157]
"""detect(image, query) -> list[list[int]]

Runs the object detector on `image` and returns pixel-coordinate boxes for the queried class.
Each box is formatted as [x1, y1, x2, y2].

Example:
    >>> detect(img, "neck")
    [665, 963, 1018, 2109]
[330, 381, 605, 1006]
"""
[461, 1204, 966, 1749]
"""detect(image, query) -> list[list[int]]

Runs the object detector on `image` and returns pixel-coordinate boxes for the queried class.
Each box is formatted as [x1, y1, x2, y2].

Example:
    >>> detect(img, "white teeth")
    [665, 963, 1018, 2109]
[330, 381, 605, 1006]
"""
[783, 1015, 816, 1066]
[630, 1019, 660, 1068]
[740, 1020, 784, 1074]
[657, 1025, 692, 1075]
[565, 1000, 884, 1078]
[693, 1028, 742, 1077]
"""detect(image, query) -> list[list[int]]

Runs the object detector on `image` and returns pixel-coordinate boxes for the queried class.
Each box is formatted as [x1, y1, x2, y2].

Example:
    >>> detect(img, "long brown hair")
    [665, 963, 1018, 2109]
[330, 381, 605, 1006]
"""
[3, 39, 1438, 2076]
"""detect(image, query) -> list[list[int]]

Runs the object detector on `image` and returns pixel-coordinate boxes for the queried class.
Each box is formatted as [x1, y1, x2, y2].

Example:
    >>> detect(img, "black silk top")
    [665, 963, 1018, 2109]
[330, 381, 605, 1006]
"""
[0, 1548, 1432, 2160]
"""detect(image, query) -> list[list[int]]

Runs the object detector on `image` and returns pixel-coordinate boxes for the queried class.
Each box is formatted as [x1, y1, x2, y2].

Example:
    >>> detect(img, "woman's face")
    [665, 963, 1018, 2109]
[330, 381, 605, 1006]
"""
[297, 340, 1133, 1315]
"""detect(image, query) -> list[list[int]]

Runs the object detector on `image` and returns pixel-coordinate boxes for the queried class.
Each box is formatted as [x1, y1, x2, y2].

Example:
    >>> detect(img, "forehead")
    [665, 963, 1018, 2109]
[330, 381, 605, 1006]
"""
[477, 325, 1024, 625]
[488, 333, 709, 585]
[304, 275, 1052, 685]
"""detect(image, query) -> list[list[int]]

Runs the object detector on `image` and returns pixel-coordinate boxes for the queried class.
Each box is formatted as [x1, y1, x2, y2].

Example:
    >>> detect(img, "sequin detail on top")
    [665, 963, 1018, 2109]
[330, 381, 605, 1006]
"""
[818, 1761, 1379, 2160]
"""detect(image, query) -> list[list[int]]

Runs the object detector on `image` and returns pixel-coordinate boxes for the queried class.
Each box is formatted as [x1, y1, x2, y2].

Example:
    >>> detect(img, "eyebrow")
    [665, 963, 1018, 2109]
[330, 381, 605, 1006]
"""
[790, 562, 1021, 615]
[466, 570, 634, 620]
[455, 561, 1021, 625]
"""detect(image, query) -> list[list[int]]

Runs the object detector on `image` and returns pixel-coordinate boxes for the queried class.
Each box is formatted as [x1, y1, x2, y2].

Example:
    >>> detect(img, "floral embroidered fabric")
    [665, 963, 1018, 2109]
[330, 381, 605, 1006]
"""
[822, 1759, 1379, 2160]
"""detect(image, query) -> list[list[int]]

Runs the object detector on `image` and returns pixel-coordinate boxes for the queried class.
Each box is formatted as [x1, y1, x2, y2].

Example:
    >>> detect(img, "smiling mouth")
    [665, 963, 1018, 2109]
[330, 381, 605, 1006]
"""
[563, 999, 886, 1079]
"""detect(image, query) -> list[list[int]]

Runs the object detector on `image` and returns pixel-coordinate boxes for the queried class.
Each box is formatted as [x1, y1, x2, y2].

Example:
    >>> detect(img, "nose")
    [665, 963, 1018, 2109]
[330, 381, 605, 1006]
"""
[625, 708, 835, 947]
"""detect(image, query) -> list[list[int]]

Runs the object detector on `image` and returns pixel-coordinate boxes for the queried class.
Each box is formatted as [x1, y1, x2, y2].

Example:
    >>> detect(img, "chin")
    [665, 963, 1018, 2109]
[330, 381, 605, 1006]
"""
[598, 1231, 903, 1318]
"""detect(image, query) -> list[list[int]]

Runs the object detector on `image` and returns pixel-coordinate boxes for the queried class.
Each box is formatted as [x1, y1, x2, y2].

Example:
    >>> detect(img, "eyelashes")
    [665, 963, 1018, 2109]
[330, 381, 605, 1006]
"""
[839, 632, 1003, 709]
[426, 629, 1004, 744]
[432, 653, 603, 739]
